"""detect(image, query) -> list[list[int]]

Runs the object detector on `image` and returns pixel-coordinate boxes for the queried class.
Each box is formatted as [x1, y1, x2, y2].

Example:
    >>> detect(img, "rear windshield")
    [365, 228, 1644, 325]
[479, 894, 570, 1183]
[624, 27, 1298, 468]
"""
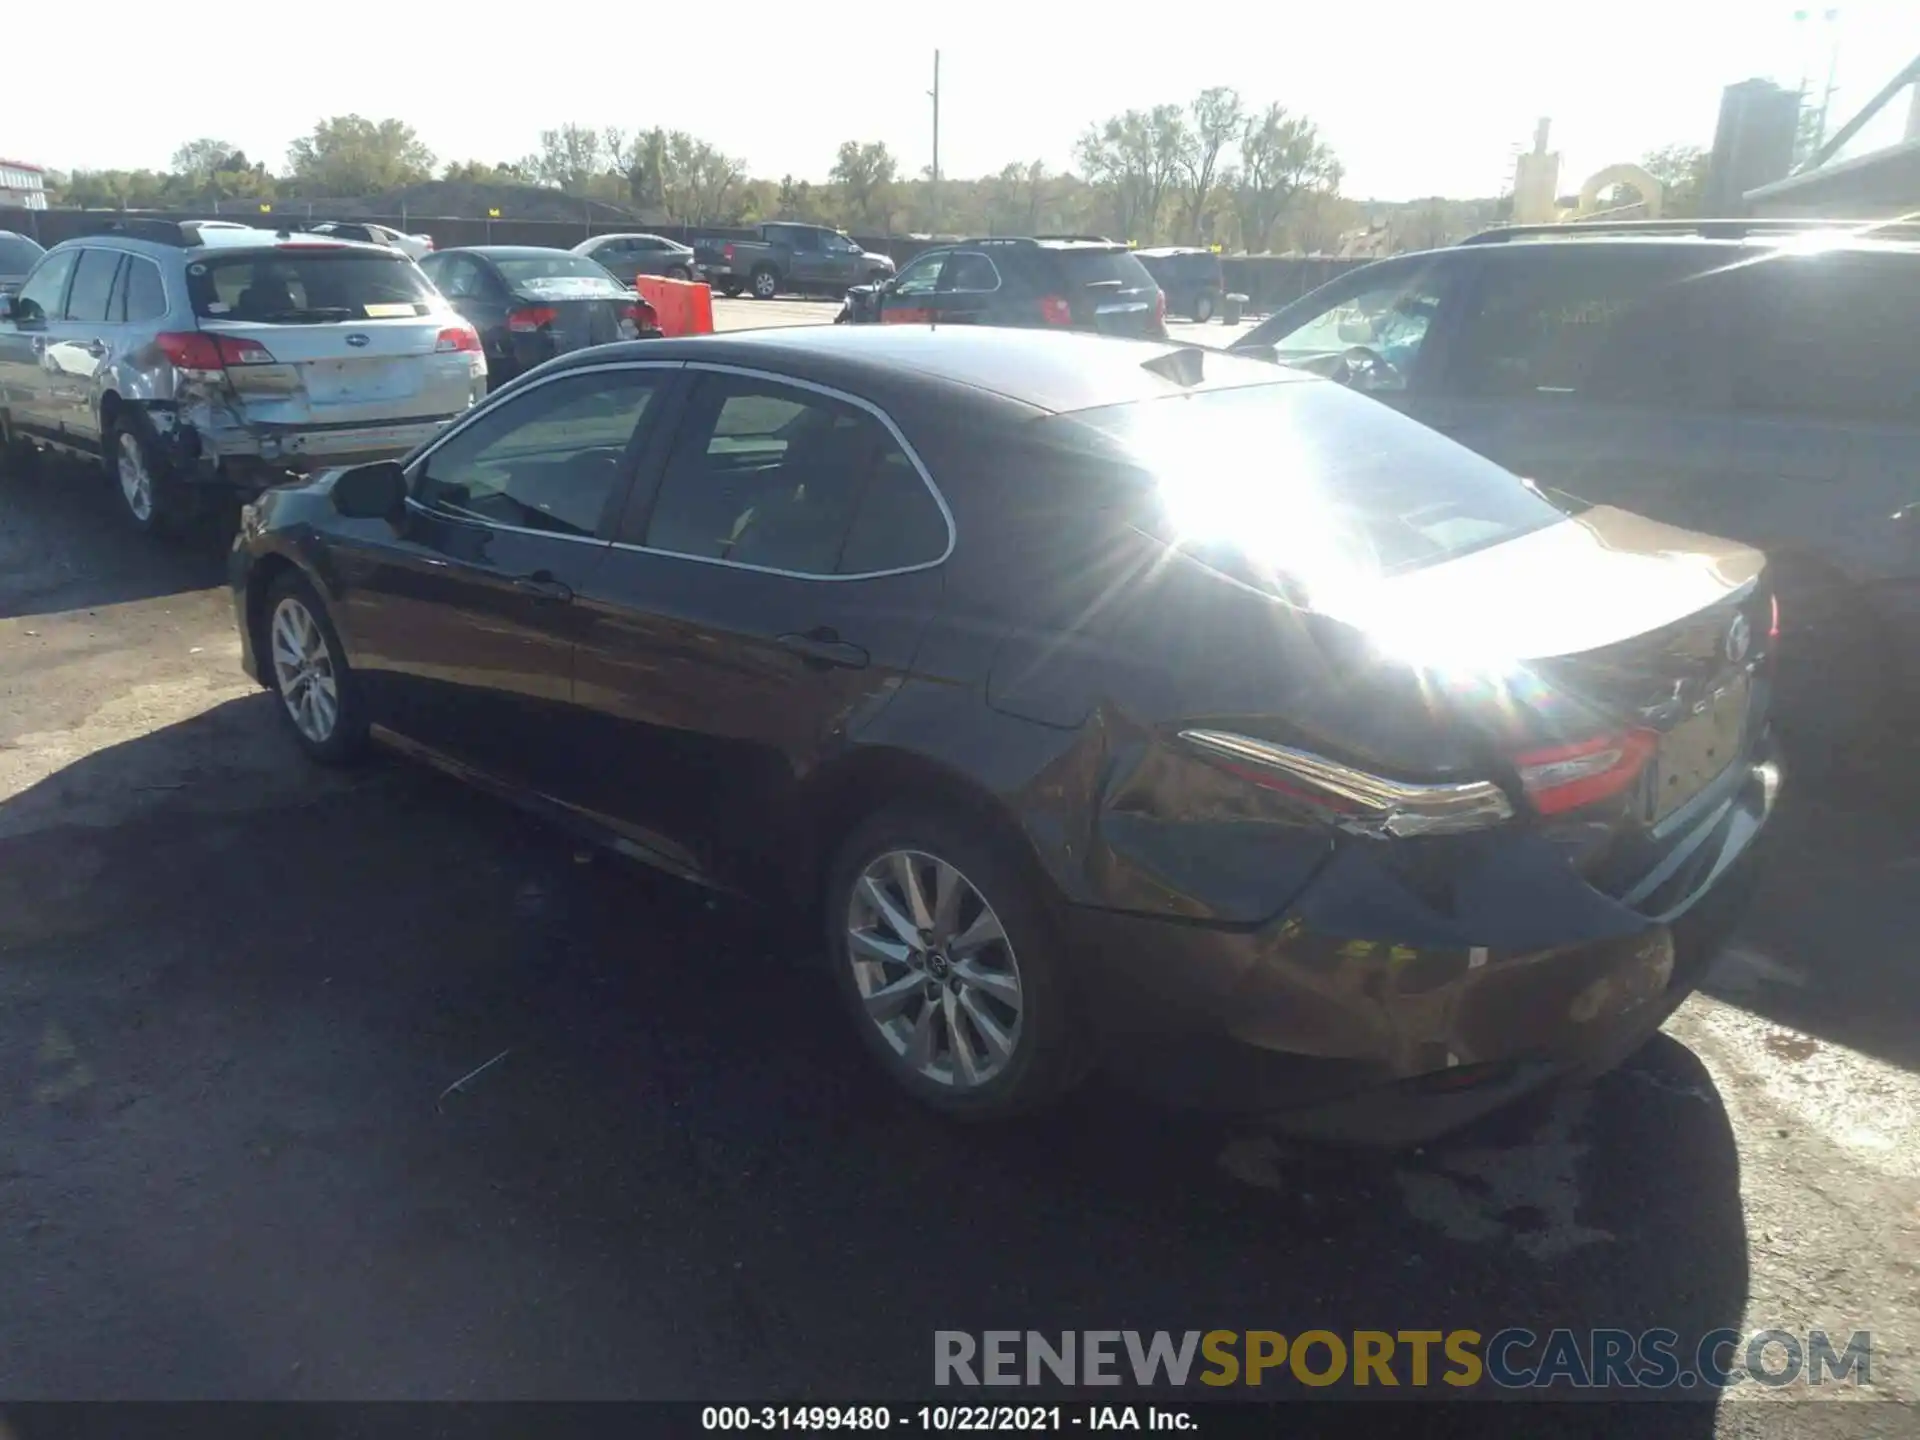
[1052, 248, 1158, 293]
[0, 233, 44, 274]
[186, 250, 435, 322]
[1046, 380, 1564, 587]
[492, 253, 627, 297]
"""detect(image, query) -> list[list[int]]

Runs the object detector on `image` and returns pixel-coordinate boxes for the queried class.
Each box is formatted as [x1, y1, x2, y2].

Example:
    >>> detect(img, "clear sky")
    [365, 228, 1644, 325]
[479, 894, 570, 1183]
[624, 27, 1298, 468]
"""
[4, 0, 1914, 200]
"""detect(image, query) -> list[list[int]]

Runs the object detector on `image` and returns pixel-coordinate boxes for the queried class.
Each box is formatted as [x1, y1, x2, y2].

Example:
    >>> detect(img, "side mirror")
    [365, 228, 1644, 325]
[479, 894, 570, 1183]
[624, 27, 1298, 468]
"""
[331, 460, 408, 521]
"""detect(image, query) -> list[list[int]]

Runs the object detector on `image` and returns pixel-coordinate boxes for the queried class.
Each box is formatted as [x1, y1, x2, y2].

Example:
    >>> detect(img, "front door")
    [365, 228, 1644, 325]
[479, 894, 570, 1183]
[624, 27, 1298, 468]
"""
[330, 362, 674, 794]
[932, 251, 1002, 324]
[878, 250, 947, 325]
[46, 247, 125, 450]
[570, 367, 953, 886]
[0, 247, 78, 442]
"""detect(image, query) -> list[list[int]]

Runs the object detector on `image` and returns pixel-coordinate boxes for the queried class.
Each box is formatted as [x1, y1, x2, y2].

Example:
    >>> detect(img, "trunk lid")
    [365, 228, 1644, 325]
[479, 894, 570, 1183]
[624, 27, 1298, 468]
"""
[1049, 246, 1166, 337]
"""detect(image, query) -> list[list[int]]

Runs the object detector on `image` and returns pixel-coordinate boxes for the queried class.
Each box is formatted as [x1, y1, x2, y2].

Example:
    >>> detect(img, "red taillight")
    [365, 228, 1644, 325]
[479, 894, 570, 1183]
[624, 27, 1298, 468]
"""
[1768, 594, 1780, 644]
[423, 238, 436, 252]
[435, 324, 481, 353]
[507, 306, 557, 333]
[1512, 730, 1658, 815]
[1038, 295, 1073, 325]
[624, 301, 657, 325]
[156, 331, 273, 371]
[722, 243, 735, 263]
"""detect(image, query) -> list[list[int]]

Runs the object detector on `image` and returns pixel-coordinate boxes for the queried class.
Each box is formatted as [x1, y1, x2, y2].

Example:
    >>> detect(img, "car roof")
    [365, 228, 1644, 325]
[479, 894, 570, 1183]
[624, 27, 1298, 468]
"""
[438, 245, 594, 260]
[588, 232, 679, 243]
[553, 325, 1309, 415]
[1455, 218, 1920, 254]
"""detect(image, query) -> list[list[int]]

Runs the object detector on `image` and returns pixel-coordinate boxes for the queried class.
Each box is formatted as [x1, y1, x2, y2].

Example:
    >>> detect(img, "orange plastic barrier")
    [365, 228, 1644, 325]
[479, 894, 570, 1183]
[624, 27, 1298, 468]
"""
[631, 275, 715, 337]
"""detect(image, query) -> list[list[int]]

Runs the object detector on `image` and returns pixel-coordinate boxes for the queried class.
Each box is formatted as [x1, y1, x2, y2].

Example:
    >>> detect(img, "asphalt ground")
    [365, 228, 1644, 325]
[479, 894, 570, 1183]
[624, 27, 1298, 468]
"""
[2, 318, 1917, 1425]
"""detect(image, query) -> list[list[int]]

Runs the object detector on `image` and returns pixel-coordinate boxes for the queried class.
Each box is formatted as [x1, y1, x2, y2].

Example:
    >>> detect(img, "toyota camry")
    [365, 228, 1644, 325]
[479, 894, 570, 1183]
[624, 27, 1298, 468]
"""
[229, 325, 1779, 1142]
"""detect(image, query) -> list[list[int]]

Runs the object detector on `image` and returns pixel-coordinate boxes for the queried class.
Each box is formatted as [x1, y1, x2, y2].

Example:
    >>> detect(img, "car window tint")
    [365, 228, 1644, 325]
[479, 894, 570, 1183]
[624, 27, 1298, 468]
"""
[63, 249, 121, 322]
[1734, 250, 1920, 426]
[435, 256, 485, 299]
[837, 449, 949, 573]
[892, 251, 945, 296]
[1444, 249, 1733, 406]
[123, 257, 167, 322]
[417, 370, 658, 537]
[643, 376, 934, 575]
[13, 250, 77, 323]
[1260, 261, 1453, 390]
[187, 252, 435, 321]
[942, 253, 999, 292]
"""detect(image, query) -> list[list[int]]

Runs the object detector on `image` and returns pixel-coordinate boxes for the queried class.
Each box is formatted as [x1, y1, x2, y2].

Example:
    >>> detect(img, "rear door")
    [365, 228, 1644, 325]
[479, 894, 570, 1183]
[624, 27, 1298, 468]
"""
[330, 362, 674, 792]
[780, 226, 828, 287]
[187, 244, 474, 427]
[569, 367, 952, 883]
[1050, 246, 1163, 336]
[933, 251, 1003, 324]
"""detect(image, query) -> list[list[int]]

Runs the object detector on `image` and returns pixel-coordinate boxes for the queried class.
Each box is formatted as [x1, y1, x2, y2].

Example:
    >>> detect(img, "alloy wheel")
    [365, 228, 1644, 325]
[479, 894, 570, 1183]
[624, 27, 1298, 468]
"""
[845, 849, 1025, 1089]
[270, 596, 341, 744]
[754, 271, 778, 298]
[117, 433, 153, 522]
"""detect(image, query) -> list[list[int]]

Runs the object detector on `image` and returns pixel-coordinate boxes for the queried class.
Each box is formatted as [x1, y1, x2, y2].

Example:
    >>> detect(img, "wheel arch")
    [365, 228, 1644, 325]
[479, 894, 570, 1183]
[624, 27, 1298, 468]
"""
[788, 744, 1052, 920]
[243, 552, 304, 688]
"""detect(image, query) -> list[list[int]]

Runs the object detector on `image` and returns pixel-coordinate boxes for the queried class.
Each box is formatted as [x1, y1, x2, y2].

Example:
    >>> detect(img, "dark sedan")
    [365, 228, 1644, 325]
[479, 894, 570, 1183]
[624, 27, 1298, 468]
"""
[229, 326, 1778, 1142]
[419, 246, 660, 387]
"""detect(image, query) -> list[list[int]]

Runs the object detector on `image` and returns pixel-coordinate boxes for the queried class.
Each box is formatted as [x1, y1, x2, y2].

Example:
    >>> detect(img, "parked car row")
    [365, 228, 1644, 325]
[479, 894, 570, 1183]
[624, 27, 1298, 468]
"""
[13, 212, 1917, 1145]
[695, 222, 896, 300]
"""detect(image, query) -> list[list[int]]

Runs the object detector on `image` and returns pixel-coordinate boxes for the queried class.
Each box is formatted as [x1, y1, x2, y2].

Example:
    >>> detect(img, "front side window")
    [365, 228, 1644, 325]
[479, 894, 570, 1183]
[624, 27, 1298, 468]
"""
[892, 251, 946, 296]
[824, 232, 861, 254]
[1255, 261, 1453, 389]
[12, 249, 78, 324]
[415, 369, 659, 538]
[64, 249, 122, 322]
[641, 375, 946, 576]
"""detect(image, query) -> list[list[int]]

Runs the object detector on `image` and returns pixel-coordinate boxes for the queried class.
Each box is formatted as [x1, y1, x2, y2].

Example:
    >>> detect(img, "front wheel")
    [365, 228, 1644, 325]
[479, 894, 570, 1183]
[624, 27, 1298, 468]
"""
[825, 806, 1085, 1119]
[751, 266, 780, 300]
[263, 571, 369, 765]
[719, 280, 744, 299]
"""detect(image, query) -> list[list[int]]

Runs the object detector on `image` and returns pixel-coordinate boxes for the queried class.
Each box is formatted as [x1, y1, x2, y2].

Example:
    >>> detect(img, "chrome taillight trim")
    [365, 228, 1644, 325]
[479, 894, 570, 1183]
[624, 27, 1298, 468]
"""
[1178, 729, 1514, 838]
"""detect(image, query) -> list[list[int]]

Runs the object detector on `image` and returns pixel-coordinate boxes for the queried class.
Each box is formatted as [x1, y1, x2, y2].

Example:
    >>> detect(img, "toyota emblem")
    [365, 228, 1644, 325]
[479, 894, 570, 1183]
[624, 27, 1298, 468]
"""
[345, 333, 370, 348]
[1725, 612, 1752, 666]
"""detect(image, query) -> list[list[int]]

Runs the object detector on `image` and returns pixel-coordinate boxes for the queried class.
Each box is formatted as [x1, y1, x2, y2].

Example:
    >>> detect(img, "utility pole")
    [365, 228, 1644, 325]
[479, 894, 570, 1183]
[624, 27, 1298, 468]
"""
[929, 50, 941, 237]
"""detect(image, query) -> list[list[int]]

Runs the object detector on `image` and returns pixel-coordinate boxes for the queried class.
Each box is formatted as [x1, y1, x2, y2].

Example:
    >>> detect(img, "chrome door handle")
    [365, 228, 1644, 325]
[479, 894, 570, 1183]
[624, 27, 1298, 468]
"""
[777, 628, 869, 670]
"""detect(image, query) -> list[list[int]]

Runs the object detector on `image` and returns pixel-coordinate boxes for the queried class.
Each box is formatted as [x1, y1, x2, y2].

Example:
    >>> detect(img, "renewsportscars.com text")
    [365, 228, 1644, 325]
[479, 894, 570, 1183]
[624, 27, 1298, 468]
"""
[933, 1329, 1872, 1391]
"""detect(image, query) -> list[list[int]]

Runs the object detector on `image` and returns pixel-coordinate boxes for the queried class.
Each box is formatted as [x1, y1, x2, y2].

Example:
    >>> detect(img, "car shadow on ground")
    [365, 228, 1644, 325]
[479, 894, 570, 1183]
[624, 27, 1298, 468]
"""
[0, 453, 233, 621]
[1, 699, 1745, 1418]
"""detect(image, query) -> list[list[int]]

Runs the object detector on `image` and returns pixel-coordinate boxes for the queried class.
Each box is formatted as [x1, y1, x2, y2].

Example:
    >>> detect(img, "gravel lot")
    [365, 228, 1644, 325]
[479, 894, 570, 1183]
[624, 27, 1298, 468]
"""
[2, 334, 1917, 1421]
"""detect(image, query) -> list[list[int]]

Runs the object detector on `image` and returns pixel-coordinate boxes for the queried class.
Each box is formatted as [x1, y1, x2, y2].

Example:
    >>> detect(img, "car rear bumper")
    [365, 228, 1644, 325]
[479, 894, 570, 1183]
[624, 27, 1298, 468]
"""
[181, 411, 469, 489]
[1066, 745, 1779, 1145]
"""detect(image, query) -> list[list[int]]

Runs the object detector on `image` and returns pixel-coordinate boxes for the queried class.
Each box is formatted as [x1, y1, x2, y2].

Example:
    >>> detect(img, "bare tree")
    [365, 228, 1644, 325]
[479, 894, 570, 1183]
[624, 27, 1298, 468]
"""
[526, 123, 607, 193]
[1075, 105, 1188, 243]
[1178, 88, 1244, 244]
[1233, 104, 1341, 254]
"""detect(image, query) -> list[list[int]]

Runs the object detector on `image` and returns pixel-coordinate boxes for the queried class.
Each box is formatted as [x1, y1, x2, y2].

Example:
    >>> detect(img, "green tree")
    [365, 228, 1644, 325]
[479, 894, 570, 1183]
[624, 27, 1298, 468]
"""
[829, 141, 899, 232]
[284, 115, 435, 198]
[526, 123, 611, 193]
[441, 159, 530, 184]
[627, 129, 747, 225]
[1642, 144, 1709, 217]
[1232, 104, 1340, 254]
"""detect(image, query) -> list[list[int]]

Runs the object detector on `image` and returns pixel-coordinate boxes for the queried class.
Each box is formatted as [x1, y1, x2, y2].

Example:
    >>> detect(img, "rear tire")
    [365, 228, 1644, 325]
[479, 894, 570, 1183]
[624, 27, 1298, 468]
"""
[261, 570, 370, 766]
[751, 266, 780, 300]
[1192, 290, 1217, 324]
[823, 804, 1086, 1120]
[667, 265, 692, 282]
[104, 409, 192, 537]
[719, 280, 744, 299]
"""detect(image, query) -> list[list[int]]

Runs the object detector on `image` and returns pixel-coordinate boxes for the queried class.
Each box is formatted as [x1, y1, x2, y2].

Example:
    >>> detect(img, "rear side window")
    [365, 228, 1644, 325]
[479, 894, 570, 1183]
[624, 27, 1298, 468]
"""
[122, 257, 167, 322]
[64, 249, 122, 321]
[1735, 250, 1920, 426]
[1051, 248, 1157, 293]
[1442, 248, 1738, 408]
[641, 375, 947, 576]
[186, 250, 436, 321]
